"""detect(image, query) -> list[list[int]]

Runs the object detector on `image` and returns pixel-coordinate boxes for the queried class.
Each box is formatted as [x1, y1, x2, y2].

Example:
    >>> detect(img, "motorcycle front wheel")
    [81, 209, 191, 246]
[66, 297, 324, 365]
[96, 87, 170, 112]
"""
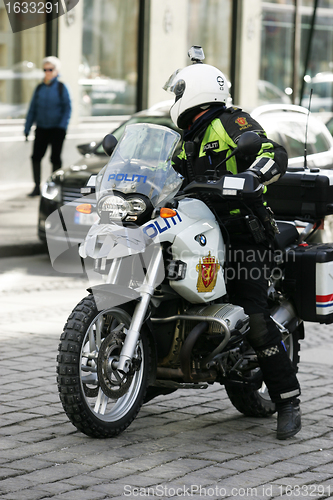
[57, 294, 152, 438]
[225, 326, 301, 418]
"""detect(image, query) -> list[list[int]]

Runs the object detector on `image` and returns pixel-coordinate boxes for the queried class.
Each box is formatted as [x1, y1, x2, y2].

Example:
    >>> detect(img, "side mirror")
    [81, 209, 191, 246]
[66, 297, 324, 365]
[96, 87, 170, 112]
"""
[102, 134, 118, 156]
[77, 142, 97, 155]
[236, 131, 262, 156]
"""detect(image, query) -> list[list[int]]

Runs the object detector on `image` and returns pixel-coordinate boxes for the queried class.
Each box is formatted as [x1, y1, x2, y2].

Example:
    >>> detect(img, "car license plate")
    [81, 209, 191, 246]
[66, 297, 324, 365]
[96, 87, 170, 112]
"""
[74, 211, 99, 225]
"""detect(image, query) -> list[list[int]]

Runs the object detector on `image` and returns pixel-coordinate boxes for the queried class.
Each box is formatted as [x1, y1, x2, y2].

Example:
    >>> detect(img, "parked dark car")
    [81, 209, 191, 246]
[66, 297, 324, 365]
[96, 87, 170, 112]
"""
[38, 101, 179, 243]
[39, 102, 333, 244]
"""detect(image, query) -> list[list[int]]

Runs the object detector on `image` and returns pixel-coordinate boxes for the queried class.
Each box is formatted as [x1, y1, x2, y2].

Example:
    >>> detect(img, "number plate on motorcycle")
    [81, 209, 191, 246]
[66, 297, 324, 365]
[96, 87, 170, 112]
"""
[74, 212, 99, 226]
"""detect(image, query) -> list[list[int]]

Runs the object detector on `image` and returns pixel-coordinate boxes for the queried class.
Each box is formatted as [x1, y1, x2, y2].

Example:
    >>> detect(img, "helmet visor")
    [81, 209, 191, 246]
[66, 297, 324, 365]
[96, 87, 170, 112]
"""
[163, 70, 186, 102]
[163, 69, 182, 92]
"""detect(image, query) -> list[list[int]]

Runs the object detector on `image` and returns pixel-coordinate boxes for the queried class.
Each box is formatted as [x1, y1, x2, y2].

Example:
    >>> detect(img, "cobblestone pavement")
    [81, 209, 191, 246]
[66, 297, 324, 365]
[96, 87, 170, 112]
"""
[1, 255, 333, 500]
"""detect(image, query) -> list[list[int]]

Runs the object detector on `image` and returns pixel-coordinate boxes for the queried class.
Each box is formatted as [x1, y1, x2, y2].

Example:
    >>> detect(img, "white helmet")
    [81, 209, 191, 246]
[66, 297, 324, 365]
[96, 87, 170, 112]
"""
[164, 63, 229, 129]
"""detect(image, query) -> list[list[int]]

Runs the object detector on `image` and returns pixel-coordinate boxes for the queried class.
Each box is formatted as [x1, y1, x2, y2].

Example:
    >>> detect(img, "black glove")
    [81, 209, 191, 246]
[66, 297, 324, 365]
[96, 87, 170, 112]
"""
[243, 169, 261, 180]
[235, 170, 262, 191]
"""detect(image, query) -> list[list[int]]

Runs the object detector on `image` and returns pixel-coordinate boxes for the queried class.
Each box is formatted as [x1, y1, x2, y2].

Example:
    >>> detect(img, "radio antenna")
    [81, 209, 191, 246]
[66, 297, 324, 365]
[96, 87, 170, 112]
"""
[304, 88, 313, 170]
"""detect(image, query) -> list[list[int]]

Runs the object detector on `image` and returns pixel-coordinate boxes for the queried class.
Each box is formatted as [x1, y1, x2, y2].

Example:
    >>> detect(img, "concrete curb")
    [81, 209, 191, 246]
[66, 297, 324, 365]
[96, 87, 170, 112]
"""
[0, 242, 47, 259]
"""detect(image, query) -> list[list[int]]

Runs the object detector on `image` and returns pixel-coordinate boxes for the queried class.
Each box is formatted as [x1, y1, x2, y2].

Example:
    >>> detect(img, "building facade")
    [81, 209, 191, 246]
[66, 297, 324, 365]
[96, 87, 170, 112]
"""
[0, 0, 332, 126]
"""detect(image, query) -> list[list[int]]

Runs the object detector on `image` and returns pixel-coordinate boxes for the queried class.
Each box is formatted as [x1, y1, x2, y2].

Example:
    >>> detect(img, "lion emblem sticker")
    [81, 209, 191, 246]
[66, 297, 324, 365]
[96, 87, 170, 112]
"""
[196, 252, 220, 292]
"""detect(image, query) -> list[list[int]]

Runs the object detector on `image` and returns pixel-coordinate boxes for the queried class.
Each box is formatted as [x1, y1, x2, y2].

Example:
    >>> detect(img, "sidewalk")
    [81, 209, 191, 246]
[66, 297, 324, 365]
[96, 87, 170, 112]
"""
[0, 184, 47, 258]
[0, 118, 123, 186]
[0, 117, 122, 258]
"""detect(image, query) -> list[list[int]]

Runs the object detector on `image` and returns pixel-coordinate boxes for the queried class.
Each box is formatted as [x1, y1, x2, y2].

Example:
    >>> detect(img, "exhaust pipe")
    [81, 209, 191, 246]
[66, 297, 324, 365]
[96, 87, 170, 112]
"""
[179, 321, 216, 382]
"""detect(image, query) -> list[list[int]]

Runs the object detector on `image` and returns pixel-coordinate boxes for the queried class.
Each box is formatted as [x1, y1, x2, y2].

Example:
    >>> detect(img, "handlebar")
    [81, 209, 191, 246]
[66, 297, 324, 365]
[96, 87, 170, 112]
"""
[182, 171, 264, 201]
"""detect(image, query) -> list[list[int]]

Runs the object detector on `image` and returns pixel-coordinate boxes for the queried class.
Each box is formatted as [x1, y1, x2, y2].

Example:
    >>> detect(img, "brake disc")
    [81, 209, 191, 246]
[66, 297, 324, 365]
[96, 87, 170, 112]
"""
[97, 332, 134, 399]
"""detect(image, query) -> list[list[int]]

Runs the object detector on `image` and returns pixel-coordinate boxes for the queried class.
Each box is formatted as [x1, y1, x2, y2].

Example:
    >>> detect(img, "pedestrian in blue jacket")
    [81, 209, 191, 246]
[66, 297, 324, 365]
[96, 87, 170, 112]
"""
[25, 56, 72, 197]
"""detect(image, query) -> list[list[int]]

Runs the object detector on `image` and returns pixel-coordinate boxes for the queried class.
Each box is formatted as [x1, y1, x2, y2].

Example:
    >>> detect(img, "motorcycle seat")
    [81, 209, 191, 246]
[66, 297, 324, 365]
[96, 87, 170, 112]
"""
[274, 221, 299, 250]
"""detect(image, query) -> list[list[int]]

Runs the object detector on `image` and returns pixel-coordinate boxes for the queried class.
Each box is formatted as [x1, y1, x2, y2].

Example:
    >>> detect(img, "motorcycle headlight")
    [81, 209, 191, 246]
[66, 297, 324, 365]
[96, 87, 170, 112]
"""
[98, 195, 147, 221]
[41, 181, 61, 201]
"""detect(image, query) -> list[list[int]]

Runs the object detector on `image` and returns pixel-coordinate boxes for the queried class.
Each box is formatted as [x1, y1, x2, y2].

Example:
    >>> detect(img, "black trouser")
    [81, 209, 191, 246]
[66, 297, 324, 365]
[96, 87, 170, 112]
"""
[225, 238, 300, 404]
[31, 127, 66, 185]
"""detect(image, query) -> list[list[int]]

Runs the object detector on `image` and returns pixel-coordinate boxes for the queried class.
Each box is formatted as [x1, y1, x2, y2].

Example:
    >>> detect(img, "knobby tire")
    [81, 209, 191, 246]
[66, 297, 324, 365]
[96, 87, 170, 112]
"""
[57, 294, 152, 438]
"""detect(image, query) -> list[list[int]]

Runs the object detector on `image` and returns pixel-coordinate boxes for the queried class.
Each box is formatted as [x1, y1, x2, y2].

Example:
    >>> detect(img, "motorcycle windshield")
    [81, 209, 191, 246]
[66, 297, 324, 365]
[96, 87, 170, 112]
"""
[96, 123, 183, 207]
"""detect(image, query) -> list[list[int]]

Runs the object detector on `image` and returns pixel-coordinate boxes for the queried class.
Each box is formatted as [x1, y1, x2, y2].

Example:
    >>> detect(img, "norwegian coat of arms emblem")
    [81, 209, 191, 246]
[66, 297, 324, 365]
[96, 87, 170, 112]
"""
[196, 252, 221, 292]
[235, 116, 251, 130]
[236, 116, 247, 126]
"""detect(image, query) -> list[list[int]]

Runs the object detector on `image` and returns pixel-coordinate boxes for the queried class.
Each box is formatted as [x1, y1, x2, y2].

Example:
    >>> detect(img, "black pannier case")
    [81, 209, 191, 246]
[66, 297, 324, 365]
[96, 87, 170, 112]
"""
[264, 169, 333, 220]
[283, 243, 333, 324]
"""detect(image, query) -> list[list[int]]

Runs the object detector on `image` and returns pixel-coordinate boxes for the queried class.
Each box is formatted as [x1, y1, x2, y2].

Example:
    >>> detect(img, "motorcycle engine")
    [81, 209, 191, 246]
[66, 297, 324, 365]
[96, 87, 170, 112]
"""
[184, 303, 249, 337]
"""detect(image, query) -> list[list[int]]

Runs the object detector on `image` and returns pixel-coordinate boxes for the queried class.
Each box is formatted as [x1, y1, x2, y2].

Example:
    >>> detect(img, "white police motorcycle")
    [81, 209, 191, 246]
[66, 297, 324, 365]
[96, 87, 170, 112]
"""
[54, 123, 333, 438]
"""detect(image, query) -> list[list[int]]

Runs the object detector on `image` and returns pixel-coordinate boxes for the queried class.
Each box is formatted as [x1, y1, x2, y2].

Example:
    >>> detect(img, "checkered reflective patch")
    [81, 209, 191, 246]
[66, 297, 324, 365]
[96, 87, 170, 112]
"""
[257, 345, 279, 358]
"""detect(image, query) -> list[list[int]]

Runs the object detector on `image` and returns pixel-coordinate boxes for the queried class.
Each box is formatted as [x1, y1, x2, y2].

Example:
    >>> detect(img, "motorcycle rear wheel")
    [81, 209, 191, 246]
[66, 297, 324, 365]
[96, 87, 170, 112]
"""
[57, 294, 152, 438]
[225, 327, 301, 418]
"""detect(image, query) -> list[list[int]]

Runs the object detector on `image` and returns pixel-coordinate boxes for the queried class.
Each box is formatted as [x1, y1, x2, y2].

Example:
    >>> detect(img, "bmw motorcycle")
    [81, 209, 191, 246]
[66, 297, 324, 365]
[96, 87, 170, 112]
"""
[54, 123, 332, 438]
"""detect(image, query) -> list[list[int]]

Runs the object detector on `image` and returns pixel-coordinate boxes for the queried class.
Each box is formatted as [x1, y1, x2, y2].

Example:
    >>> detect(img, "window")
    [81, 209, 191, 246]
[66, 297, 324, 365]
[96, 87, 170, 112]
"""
[260, 3, 295, 95]
[80, 0, 139, 117]
[261, 1, 333, 104]
[187, 0, 232, 77]
[0, 4, 45, 119]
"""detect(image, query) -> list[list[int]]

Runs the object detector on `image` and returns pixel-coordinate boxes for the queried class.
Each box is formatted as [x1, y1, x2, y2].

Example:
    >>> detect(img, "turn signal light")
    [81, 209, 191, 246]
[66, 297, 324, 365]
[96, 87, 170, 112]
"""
[76, 203, 92, 214]
[160, 207, 178, 218]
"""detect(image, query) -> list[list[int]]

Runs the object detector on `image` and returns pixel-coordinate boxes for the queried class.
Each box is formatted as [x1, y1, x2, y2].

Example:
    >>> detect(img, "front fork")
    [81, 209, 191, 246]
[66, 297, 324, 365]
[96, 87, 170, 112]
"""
[109, 245, 163, 373]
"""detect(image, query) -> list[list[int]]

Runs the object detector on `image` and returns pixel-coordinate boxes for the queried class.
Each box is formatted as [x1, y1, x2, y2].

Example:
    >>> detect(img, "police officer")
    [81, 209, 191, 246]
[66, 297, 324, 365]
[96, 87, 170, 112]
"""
[164, 47, 301, 440]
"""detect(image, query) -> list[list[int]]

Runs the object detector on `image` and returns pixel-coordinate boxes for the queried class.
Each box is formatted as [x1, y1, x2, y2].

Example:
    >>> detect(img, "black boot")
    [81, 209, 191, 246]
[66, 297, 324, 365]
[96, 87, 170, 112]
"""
[276, 399, 301, 440]
[28, 185, 40, 197]
[28, 160, 41, 197]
